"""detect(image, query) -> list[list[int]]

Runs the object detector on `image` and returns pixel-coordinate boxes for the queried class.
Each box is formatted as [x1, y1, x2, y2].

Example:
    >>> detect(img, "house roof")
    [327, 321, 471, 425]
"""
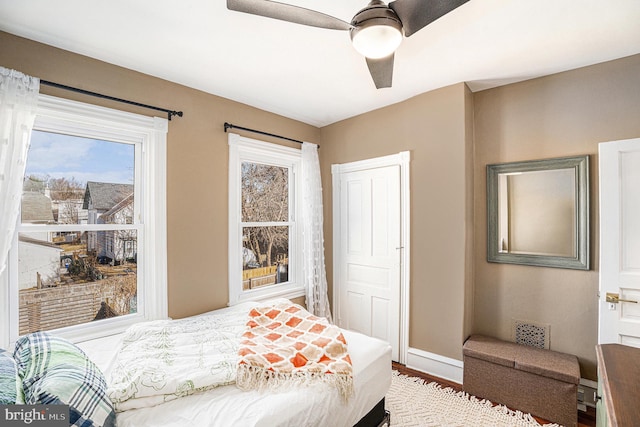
[102, 193, 134, 220]
[83, 182, 133, 211]
[18, 234, 61, 250]
[22, 177, 46, 193]
[21, 192, 54, 223]
[93, 301, 119, 320]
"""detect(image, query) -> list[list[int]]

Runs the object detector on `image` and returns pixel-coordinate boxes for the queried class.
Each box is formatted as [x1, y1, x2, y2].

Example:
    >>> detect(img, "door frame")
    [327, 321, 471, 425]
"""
[598, 137, 640, 345]
[331, 151, 410, 364]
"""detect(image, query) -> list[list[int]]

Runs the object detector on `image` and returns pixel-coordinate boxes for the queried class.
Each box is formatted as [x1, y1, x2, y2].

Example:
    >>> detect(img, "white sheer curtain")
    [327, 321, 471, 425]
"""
[0, 67, 40, 275]
[301, 142, 332, 322]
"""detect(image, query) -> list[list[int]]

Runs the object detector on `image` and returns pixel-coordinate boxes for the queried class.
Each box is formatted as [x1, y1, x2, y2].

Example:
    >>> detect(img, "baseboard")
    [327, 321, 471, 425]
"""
[405, 347, 463, 384]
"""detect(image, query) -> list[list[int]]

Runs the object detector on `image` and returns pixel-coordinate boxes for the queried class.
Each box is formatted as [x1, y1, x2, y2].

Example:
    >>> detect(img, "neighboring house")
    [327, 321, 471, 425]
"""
[52, 198, 88, 225]
[18, 235, 62, 290]
[101, 193, 136, 263]
[21, 191, 54, 225]
[82, 182, 135, 263]
[23, 177, 88, 233]
[19, 191, 60, 290]
[50, 196, 88, 245]
[20, 190, 54, 243]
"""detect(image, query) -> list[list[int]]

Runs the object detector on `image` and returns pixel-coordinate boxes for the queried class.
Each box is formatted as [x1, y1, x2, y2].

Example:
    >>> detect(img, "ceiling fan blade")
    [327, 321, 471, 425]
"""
[227, 0, 352, 31]
[366, 54, 394, 89]
[389, 0, 469, 37]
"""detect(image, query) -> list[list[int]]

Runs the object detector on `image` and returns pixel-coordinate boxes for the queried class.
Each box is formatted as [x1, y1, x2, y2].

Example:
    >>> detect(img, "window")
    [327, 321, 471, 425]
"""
[228, 134, 304, 304]
[2, 94, 168, 346]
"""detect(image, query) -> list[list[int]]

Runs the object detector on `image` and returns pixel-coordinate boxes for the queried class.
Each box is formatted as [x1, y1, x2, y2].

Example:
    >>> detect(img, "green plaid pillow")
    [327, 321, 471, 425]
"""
[0, 348, 22, 404]
[14, 332, 116, 427]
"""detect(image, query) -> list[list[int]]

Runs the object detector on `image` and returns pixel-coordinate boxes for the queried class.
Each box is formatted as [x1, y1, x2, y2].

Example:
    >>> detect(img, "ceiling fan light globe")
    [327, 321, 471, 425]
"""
[351, 24, 402, 59]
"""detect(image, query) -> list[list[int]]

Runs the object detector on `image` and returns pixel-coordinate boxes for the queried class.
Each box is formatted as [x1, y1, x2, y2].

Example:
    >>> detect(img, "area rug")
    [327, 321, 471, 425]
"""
[385, 371, 561, 427]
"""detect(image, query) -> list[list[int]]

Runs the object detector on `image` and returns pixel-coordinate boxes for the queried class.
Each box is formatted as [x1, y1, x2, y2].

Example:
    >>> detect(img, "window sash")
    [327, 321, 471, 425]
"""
[241, 221, 294, 227]
[228, 133, 304, 305]
[2, 94, 168, 347]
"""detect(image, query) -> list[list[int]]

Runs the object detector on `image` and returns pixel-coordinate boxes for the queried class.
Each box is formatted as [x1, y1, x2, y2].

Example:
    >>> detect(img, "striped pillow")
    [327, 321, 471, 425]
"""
[0, 349, 22, 404]
[14, 332, 116, 427]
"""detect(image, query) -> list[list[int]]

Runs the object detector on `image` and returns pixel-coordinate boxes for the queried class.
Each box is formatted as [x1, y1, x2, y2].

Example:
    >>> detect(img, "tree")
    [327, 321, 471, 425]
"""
[113, 230, 137, 264]
[67, 252, 101, 281]
[101, 274, 137, 315]
[48, 177, 85, 224]
[48, 176, 84, 200]
[241, 162, 289, 267]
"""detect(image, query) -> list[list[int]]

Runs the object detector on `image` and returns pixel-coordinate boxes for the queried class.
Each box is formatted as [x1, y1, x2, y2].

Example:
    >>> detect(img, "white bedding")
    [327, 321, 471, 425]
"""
[108, 304, 248, 411]
[78, 301, 392, 427]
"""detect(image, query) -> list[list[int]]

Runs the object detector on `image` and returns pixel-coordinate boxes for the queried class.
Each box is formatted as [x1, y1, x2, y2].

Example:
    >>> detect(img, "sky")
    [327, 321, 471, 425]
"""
[25, 130, 135, 186]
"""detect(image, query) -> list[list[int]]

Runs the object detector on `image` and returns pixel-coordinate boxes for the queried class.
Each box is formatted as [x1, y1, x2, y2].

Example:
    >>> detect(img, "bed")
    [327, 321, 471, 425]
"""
[74, 298, 392, 427]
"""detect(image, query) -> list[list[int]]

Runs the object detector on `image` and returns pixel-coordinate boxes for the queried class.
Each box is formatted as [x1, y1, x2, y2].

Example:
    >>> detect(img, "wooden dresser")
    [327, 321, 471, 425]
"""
[596, 344, 640, 427]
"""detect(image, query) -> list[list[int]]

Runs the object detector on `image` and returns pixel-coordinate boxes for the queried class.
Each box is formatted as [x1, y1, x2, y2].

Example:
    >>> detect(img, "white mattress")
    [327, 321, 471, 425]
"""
[78, 302, 392, 427]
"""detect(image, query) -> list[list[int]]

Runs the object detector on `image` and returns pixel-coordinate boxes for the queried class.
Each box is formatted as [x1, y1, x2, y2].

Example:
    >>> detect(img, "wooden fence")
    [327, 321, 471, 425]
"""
[19, 282, 115, 335]
[242, 266, 277, 290]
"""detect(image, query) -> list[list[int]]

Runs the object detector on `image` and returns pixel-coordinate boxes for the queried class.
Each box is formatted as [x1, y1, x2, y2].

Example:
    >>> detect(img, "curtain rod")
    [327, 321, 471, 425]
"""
[40, 80, 183, 121]
[224, 122, 318, 147]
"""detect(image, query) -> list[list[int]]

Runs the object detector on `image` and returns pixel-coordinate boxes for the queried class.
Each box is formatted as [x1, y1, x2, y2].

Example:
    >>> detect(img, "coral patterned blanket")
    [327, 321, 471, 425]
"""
[236, 302, 353, 400]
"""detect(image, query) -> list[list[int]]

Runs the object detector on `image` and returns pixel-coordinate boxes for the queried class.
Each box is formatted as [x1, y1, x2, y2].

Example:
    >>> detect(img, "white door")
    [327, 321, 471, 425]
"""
[335, 164, 401, 361]
[599, 137, 640, 346]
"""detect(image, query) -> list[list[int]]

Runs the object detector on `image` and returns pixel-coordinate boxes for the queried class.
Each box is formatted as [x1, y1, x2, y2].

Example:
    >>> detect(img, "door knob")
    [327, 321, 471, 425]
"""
[606, 292, 638, 304]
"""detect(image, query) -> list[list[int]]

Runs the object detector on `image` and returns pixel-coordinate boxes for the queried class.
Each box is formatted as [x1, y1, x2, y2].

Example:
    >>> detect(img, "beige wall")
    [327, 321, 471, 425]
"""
[4, 29, 640, 381]
[0, 32, 320, 319]
[321, 54, 640, 379]
[473, 54, 640, 380]
[320, 83, 474, 361]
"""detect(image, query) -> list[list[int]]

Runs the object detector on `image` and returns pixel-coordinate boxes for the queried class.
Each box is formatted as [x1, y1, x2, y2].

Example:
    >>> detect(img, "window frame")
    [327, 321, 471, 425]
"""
[228, 133, 304, 305]
[1, 94, 168, 348]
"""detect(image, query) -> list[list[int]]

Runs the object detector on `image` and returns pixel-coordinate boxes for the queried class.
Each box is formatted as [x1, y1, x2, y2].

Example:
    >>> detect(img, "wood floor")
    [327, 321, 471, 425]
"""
[392, 363, 596, 427]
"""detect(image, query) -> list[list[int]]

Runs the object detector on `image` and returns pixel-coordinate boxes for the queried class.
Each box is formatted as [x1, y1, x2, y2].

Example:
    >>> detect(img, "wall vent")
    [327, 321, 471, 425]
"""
[511, 319, 550, 349]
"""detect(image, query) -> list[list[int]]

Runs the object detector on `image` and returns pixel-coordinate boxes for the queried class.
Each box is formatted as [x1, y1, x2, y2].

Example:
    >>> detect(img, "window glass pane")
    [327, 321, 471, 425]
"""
[18, 129, 138, 335]
[22, 130, 135, 225]
[241, 162, 288, 222]
[18, 230, 138, 335]
[242, 226, 289, 290]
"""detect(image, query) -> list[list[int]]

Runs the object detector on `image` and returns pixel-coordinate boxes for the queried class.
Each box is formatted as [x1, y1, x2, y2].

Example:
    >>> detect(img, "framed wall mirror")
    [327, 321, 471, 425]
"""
[487, 155, 589, 270]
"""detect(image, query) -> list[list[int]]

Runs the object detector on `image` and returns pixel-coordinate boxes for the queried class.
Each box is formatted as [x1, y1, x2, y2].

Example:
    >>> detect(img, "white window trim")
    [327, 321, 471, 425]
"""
[227, 133, 305, 305]
[1, 94, 168, 348]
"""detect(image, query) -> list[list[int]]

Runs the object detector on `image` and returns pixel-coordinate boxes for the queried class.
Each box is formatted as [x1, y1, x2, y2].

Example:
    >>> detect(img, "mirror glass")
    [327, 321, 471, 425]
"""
[487, 156, 589, 270]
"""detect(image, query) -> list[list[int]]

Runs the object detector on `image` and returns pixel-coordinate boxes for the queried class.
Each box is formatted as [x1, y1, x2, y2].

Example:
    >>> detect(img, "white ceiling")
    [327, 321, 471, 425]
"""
[1, 0, 639, 127]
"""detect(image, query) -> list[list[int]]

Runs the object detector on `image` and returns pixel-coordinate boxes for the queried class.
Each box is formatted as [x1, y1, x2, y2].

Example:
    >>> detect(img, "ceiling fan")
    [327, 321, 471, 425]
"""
[227, 0, 470, 89]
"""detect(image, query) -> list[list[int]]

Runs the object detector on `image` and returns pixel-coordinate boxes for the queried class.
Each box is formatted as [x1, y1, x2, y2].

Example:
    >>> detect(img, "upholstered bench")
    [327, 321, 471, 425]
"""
[463, 334, 580, 427]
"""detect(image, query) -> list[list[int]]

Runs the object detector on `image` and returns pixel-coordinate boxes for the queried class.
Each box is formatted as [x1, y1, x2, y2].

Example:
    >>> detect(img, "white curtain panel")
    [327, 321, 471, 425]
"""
[301, 142, 332, 322]
[0, 67, 40, 275]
